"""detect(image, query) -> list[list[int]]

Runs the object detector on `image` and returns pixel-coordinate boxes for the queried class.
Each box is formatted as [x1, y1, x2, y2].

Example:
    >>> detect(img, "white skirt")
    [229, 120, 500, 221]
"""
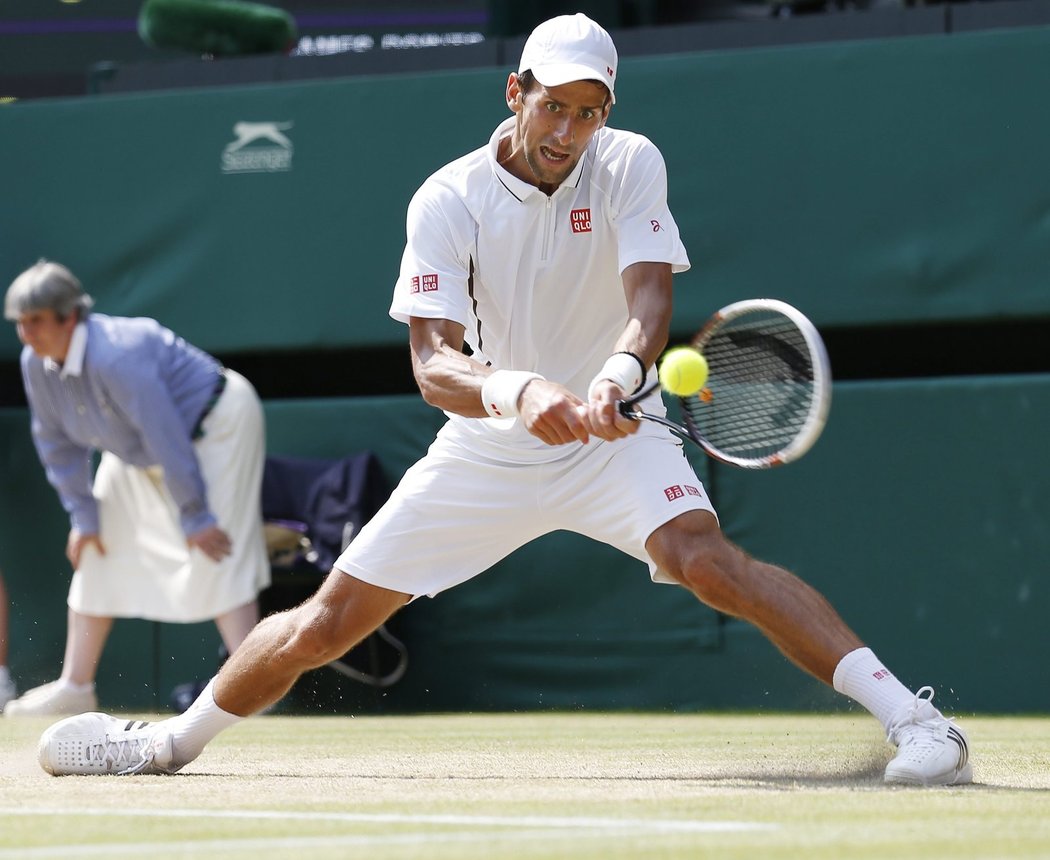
[68, 369, 271, 622]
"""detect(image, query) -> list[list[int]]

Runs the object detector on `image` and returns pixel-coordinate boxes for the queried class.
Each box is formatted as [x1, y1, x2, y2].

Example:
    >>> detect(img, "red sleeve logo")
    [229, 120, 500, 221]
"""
[410, 274, 438, 293]
[664, 485, 684, 501]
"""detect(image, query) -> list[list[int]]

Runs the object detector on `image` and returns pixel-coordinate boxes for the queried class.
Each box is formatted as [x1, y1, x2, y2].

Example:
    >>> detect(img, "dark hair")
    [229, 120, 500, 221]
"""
[517, 69, 611, 109]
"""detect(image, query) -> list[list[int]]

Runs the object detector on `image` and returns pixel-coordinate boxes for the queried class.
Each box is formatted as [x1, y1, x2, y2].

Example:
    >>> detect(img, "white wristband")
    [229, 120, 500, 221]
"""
[587, 351, 646, 400]
[481, 370, 544, 418]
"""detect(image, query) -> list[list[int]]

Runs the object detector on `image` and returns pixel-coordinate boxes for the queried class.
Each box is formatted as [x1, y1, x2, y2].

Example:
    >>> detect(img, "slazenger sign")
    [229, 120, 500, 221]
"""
[222, 121, 294, 173]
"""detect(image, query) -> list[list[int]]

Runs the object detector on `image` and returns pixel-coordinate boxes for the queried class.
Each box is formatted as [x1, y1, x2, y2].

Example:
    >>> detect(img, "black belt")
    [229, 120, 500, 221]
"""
[192, 369, 227, 440]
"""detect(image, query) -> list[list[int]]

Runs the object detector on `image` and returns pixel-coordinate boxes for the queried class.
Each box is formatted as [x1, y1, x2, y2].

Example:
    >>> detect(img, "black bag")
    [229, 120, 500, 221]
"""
[171, 452, 407, 713]
[262, 452, 390, 572]
[259, 452, 408, 690]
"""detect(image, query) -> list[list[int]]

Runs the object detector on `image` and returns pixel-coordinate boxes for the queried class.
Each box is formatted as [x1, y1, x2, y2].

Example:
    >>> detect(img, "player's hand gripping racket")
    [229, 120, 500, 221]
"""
[618, 299, 832, 468]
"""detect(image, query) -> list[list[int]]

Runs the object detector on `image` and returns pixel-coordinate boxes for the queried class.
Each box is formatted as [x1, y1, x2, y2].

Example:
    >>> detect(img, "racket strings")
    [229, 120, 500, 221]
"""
[682, 313, 816, 459]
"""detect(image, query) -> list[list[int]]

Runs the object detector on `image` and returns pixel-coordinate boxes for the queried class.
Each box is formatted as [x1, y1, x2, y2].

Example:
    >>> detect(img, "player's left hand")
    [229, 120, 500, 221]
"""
[188, 524, 233, 562]
[582, 380, 641, 441]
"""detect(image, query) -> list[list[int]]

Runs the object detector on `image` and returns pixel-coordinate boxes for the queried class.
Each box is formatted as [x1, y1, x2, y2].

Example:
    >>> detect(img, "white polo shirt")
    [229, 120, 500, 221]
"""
[390, 115, 690, 463]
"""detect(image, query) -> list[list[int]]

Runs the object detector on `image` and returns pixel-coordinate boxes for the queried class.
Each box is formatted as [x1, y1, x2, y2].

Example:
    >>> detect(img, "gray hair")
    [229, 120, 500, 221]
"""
[4, 260, 95, 322]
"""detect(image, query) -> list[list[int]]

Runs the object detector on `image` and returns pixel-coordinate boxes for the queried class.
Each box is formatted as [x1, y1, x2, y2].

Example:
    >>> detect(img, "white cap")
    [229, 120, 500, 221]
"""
[518, 13, 617, 104]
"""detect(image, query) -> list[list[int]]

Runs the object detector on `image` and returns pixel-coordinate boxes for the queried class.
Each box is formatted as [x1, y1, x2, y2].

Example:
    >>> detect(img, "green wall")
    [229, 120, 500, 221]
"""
[3, 26, 1050, 360]
[3, 375, 1048, 714]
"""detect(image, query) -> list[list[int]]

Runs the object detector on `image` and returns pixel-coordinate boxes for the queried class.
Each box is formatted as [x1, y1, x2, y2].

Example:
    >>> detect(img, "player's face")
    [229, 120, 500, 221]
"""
[14, 308, 77, 361]
[504, 75, 610, 194]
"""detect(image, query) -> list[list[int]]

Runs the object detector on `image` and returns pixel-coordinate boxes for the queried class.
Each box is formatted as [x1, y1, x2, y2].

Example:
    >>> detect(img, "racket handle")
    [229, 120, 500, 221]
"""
[617, 380, 661, 417]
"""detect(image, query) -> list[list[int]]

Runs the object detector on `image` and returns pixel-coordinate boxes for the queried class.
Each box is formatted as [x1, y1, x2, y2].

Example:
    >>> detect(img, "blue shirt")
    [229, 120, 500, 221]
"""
[20, 314, 224, 536]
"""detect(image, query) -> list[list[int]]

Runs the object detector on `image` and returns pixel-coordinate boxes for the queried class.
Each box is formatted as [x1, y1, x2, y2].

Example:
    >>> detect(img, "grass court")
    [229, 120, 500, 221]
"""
[1, 711, 1048, 858]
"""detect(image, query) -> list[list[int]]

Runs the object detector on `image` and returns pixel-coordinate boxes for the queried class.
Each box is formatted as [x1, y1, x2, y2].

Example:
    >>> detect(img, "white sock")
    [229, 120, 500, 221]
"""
[169, 678, 244, 764]
[0, 666, 10, 684]
[833, 646, 918, 731]
[57, 678, 94, 694]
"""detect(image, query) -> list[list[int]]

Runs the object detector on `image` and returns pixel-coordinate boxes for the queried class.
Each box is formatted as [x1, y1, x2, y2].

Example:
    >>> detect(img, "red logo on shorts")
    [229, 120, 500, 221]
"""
[570, 208, 592, 233]
[664, 485, 684, 501]
[422, 274, 439, 292]
[409, 276, 420, 294]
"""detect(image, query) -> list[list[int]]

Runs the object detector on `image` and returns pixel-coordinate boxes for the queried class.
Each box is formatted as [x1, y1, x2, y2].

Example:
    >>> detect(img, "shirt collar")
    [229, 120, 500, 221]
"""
[45, 320, 88, 378]
[487, 116, 588, 202]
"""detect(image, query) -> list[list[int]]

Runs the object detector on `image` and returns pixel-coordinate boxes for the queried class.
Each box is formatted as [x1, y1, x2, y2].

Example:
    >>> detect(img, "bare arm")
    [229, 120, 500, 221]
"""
[408, 316, 591, 446]
[409, 316, 490, 417]
[585, 260, 675, 439]
[612, 260, 674, 369]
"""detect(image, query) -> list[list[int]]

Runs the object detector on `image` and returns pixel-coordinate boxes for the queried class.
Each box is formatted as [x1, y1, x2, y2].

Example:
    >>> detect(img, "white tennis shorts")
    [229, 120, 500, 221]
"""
[335, 423, 716, 598]
[69, 369, 270, 622]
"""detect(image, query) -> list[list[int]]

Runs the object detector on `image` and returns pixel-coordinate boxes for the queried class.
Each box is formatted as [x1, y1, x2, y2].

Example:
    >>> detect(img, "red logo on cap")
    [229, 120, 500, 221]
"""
[570, 208, 591, 233]
[607, 66, 614, 77]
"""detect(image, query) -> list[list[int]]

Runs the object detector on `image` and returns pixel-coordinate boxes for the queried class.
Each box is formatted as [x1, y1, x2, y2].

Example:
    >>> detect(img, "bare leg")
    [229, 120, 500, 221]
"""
[214, 570, 410, 715]
[61, 608, 114, 686]
[646, 510, 862, 685]
[213, 599, 260, 655]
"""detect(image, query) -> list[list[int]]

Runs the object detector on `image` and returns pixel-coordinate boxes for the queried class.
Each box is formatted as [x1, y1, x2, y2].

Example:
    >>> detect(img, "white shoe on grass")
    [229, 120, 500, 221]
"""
[38, 712, 182, 776]
[4, 680, 97, 717]
[885, 686, 972, 786]
[0, 672, 16, 713]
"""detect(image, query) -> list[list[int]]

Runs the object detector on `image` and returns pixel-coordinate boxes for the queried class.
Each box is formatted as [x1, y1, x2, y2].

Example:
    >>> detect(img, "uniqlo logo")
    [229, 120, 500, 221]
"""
[685, 485, 701, 497]
[409, 276, 420, 294]
[422, 274, 439, 292]
[873, 669, 891, 680]
[570, 208, 591, 233]
[664, 485, 684, 501]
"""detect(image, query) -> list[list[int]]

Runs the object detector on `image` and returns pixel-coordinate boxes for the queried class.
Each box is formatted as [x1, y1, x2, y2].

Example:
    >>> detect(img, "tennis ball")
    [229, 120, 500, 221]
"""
[659, 347, 708, 396]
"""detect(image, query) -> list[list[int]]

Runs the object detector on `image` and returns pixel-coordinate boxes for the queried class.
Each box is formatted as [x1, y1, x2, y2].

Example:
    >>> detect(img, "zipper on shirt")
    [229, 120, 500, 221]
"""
[540, 195, 554, 263]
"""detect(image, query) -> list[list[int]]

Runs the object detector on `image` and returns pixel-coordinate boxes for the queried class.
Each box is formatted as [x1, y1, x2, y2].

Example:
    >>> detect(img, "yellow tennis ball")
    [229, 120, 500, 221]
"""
[659, 347, 709, 396]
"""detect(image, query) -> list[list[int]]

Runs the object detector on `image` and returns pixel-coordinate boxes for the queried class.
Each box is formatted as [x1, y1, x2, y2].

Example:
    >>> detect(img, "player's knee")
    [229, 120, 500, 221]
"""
[664, 537, 746, 612]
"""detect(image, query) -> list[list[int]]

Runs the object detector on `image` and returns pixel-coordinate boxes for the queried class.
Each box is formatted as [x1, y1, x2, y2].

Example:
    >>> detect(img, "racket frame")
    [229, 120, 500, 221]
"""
[619, 298, 832, 469]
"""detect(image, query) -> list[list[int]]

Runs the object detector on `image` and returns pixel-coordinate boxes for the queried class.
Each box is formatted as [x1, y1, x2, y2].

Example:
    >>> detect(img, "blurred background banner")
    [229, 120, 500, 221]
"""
[3, 25, 1049, 360]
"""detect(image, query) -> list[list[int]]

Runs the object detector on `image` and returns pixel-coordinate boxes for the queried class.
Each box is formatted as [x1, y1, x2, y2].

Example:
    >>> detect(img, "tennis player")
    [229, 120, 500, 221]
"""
[38, 13, 970, 785]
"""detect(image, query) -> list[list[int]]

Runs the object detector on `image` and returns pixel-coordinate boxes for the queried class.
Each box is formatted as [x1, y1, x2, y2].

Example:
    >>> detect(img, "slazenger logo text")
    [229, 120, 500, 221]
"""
[222, 121, 294, 174]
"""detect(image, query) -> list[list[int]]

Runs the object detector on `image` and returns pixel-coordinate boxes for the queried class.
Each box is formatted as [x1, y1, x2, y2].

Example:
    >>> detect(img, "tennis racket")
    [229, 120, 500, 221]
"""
[618, 298, 832, 469]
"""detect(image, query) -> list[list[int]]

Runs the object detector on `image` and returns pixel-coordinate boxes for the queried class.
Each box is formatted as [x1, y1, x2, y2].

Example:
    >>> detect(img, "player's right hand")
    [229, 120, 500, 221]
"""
[518, 380, 591, 445]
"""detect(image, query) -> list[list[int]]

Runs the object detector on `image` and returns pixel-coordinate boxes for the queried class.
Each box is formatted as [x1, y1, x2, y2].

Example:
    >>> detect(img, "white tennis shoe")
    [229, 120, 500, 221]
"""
[4, 680, 97, 717]
[38, 712, 182, 776]
[884, 686, 972, 786]
[0, 672, 16, 713]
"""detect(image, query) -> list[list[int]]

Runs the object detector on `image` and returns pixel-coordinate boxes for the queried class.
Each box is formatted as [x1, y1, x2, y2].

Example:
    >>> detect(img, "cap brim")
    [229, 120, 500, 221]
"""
[530, 62, 615, 103]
